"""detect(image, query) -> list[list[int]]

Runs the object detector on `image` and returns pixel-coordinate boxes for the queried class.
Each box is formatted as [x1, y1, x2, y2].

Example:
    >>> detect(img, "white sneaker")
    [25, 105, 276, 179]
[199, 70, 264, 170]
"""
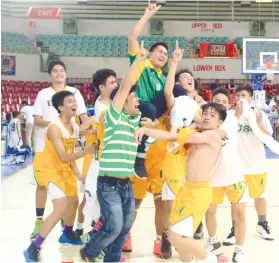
[205, 252, 219, 263]
[256, 221, 274, 240]
[232, 248, 247, 263]
[222, 227, 236, 246]
[205, 238, 222, 253]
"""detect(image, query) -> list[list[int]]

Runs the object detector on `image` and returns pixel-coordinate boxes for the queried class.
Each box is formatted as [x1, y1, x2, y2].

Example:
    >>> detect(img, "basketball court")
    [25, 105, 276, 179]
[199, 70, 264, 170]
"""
[0, 153, 278, 263]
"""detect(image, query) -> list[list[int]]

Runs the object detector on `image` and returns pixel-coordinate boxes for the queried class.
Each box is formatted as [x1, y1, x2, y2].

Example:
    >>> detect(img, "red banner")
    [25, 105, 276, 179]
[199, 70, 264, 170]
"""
[27, 7, 61, 19]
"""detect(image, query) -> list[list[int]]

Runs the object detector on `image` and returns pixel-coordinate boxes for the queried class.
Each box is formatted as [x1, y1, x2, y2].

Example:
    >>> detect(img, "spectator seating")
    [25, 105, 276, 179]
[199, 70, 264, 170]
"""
[2, 32, 40, 54]
[37, 34, 189, 57]
[1, 80, 94, 119]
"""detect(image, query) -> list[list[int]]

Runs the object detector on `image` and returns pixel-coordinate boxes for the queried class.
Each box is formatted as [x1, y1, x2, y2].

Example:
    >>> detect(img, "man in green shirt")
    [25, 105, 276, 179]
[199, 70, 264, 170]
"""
[80, 42, 148, 262]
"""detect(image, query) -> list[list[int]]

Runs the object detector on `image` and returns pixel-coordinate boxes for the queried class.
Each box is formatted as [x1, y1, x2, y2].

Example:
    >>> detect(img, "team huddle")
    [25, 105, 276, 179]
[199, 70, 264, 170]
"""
[23, 4, 275, 263]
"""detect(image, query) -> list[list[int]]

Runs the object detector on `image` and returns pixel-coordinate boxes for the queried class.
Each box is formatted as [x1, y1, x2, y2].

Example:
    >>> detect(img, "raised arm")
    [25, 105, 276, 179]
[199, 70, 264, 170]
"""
[113, 41, 148, 112]
[47, 125, 96, 163]
[187, 130, 221, 145]
[128, 4, 161, 55]
[165, 41, 184, 111]
[134, 127, 177, 144]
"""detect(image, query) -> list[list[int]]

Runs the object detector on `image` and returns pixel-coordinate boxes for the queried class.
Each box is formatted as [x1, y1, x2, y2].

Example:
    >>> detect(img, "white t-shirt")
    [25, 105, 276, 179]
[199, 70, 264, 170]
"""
[237, 104, 273, 175]
[269, 99, 276, 110]
[94, 97, 109, 124]
[21, 105, 34, 124]
[170, 96, 200, 129]
[210, 111, 244, 187]
[33, 86, 87, 152]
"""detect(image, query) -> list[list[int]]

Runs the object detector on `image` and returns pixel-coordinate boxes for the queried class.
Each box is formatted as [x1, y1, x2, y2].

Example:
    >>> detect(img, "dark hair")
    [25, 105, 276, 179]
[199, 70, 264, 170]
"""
[201, 102, 227, 121]
[212, 88, 230, 100]
[6, 113, 12, 122]
[12, 111, 20, 118]
[52, 90, 74, 114]
[92, 69, 117, 94]
[110, 84, 138, 101]
[150, 42, 168, 52]
[21, 101, 28, 106]
[48, 60, 66, 74]
[86, 100, 93, 106]
[175, 68, 193, 82]
[236, 85, 253, 97]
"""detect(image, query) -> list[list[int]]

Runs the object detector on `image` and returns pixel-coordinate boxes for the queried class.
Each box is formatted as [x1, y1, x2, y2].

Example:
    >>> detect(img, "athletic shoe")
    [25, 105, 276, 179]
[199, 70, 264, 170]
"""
[30, 220, 43, 241]
[256, 221, 274, 240]
[23, 243, 40, 262]
[80, 232, 92, 244]
[153, 240, 162, 257]
[160, 230, 172, 259]
[80, 249, 115, 262]
[194, 222, 204, 240]
[122, 233, 132, 253]
[75, 229, 84, 238]
[232, 248, 246, 263]
[205, 238, 222, 254]
[58, 231, 83, 245]
[222, 227, 236, 246]
[92, 218, 104, 232]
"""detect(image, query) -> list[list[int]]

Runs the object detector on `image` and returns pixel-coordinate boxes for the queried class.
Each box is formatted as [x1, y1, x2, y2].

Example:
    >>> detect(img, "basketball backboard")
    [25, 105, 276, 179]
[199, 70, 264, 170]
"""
[242, 38, 279, 74]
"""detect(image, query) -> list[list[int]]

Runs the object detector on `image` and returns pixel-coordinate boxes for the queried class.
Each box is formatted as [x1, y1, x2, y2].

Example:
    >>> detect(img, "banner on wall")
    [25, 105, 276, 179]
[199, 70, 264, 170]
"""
[1, 55, 16, 76]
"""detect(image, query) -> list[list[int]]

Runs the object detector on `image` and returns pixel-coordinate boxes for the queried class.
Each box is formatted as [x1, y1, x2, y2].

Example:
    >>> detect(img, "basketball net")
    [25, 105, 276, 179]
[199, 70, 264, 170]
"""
[264, 62, 276, 81]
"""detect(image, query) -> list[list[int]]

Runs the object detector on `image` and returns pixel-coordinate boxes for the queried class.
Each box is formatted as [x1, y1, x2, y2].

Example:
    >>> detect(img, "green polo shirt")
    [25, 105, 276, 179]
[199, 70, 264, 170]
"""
[129, 53, 166, 103]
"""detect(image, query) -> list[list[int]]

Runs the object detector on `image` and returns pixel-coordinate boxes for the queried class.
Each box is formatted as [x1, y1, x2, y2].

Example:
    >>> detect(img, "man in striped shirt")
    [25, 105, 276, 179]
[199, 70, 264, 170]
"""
[80, 42, 148, 262]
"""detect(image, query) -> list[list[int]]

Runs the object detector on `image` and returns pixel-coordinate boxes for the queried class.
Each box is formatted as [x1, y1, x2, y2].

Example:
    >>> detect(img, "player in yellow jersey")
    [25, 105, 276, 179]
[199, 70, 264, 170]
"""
[134, 102, 227, 263]
[24, 91, 96, 262]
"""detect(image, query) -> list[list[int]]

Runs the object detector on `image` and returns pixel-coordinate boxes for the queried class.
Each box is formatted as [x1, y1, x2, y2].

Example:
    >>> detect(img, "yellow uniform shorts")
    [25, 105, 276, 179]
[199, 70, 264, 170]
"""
[131, 140, 168, 200]
[245, 173, 267, 198]
[212, 181, 247, 205]
[34, 167, 77, 197]
[162, 145, 188, 200]
[169, 181, 211, 237]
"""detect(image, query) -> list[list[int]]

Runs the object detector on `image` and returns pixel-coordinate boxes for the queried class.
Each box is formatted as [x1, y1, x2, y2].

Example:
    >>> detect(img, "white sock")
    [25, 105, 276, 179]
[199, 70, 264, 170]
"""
[235, 245, 244, 252]
[209, 235, 218, 242]
[156, 235, 162, 242]
[76, 222, 83, 230]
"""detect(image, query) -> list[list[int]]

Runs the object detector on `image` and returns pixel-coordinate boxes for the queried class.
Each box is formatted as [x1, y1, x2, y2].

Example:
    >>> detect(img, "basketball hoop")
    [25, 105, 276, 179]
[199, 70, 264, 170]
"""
[264, 62, 277, 80]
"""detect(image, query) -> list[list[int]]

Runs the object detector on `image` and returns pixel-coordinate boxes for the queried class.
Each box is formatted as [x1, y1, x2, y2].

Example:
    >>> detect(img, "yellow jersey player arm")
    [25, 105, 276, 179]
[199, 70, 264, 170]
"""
[128, 4, 161, 57]
[71, 161, 85, 183]
[47, 124, 95, 163]
[113, 41, 148, 112]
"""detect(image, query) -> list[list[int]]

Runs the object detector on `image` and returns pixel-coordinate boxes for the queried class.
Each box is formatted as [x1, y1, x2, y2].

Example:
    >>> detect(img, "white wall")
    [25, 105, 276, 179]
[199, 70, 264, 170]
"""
[1, 53, 50, 81]
[2, 16, 279, 38]
[1, 53, 250, 81]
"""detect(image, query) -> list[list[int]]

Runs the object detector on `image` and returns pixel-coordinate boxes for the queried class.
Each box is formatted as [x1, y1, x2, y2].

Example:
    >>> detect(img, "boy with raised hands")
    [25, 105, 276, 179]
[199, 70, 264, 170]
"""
[80, 42, 147, 262]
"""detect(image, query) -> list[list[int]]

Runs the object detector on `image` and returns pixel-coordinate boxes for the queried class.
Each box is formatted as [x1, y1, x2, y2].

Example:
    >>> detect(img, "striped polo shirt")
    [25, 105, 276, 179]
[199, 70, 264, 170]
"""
[99, 103, 141, 178]
[129, 53, 166, 103]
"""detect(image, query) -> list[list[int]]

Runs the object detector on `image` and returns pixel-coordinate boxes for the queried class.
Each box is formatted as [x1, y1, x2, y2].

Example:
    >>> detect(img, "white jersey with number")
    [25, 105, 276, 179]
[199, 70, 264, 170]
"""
[237, 104, 273, 175]
[33, 86, 87, 153]
[8, 119, 22, 148]
[210, 110, 244, 187]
